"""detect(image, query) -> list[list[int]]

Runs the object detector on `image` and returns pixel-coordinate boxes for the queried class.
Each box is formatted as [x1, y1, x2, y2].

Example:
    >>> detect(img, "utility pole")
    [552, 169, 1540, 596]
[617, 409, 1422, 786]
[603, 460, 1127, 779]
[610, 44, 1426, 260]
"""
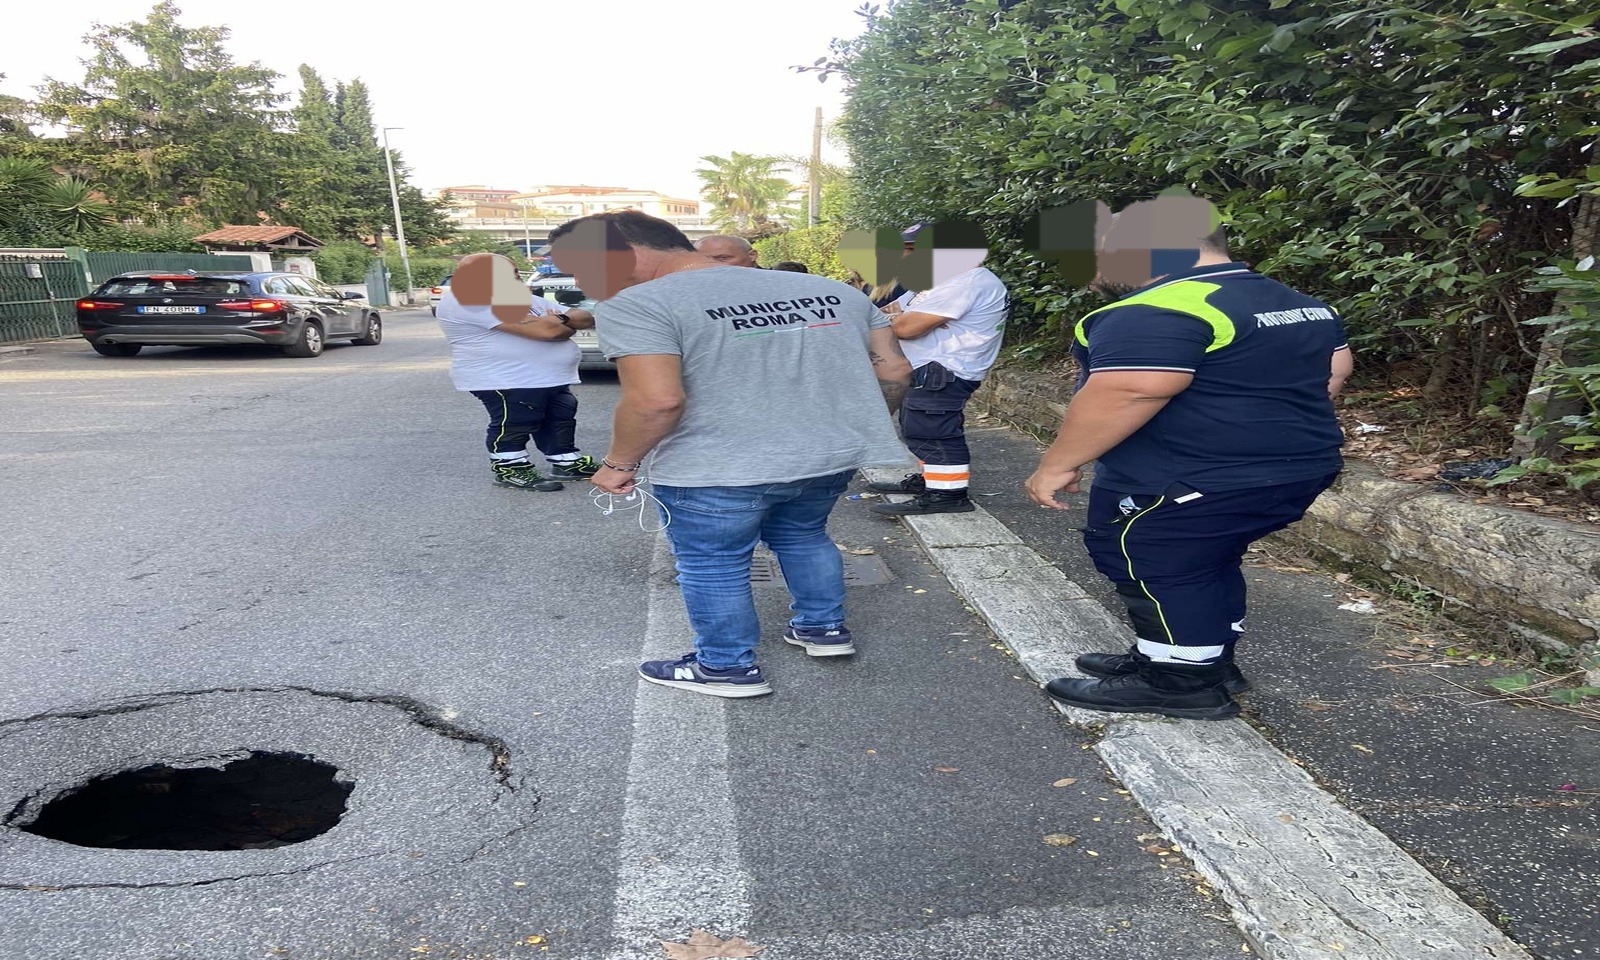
[809, 107, 823, 228]
[381, 127, 416, 306]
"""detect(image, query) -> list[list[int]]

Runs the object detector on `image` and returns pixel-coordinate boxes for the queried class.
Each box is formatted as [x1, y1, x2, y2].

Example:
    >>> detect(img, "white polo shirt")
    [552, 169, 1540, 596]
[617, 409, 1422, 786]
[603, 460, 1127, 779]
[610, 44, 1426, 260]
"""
[435, 292, 580, 391]
[894, 267, 1009, 382]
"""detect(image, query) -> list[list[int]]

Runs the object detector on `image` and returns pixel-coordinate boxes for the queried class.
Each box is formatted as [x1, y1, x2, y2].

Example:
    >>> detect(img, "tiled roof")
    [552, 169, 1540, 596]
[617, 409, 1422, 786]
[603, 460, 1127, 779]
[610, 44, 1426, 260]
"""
[193, 225, 316, 244]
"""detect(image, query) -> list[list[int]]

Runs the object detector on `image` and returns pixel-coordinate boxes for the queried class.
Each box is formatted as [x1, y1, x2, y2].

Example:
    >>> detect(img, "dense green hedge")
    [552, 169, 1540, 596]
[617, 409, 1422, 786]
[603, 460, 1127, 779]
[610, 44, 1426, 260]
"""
[824, 0, 1600, 484]
[754, 224, 848, 279]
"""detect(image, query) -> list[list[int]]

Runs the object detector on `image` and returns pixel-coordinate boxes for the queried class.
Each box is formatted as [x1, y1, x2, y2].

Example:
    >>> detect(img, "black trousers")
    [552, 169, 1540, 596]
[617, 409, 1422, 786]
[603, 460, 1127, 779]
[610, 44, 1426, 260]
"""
[471, 387, 579, 458]
[1082, 472, 1340, 653]
[899, 363, 982, 468]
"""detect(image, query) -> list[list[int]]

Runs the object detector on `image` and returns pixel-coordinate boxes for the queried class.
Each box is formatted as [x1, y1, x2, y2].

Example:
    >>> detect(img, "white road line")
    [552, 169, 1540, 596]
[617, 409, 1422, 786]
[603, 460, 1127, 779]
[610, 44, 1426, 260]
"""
[862, 466, 1534, 960]
[606, 535, 752, 960]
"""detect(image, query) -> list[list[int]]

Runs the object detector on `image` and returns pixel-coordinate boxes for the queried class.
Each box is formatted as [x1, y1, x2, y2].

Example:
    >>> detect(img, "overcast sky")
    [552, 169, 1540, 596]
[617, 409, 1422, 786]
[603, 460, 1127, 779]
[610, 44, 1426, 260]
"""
[4, 0, 867, 204]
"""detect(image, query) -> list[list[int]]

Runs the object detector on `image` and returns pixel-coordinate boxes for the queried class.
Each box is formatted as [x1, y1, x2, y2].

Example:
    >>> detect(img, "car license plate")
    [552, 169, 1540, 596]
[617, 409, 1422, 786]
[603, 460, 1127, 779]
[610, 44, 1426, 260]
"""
[137, 305, 205, 314]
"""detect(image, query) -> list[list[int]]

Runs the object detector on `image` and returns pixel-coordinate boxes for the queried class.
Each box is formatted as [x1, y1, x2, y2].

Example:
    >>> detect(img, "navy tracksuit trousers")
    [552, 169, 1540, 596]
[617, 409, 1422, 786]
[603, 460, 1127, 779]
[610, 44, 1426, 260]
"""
[471, 386, 579, 459]
[1082, 472, 1339, 656]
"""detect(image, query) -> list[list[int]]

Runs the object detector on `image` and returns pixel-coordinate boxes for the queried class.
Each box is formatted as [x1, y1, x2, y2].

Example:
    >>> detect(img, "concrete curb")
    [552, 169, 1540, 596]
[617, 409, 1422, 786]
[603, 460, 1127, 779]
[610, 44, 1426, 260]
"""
[863, 467, 1534, 960]
[971, 366, 1600, 651]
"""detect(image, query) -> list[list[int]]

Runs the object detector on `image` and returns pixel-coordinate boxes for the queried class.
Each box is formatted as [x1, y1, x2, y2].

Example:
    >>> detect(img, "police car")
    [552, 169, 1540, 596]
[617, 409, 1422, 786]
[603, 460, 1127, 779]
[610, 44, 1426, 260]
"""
[528, 275, 613, 372]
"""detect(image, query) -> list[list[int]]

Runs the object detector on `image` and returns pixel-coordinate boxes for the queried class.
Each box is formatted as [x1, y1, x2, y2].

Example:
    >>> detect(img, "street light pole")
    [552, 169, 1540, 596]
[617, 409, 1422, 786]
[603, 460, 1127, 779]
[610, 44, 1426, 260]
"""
[381, 126, 416, 306]
[521, 200, 531, 259]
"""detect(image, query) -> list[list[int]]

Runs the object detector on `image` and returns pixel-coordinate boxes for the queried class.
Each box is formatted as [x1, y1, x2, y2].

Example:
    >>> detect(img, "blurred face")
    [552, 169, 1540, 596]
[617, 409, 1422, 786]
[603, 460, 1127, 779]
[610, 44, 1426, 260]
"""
[696, 237, 758, 268]
[452, 253, 533, 324]
[549, 221, 638, 301]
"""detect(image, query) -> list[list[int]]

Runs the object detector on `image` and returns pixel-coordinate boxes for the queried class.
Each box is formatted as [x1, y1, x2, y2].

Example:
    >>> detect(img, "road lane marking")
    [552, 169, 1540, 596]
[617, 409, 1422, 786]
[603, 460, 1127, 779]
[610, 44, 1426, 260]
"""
[606, 535, 752, 959]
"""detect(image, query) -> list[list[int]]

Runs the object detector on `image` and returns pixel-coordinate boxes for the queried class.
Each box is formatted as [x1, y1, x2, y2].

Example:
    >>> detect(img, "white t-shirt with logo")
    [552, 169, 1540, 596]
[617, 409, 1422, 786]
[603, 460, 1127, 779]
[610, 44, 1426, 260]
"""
[435, 291, 581, 391]
[894, 267, 1009, 382]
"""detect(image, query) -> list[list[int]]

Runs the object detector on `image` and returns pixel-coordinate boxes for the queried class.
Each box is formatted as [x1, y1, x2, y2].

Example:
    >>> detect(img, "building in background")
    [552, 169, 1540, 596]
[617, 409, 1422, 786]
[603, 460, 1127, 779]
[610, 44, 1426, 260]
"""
[513, 186, 700, 218]
[430, 185, 524, 219]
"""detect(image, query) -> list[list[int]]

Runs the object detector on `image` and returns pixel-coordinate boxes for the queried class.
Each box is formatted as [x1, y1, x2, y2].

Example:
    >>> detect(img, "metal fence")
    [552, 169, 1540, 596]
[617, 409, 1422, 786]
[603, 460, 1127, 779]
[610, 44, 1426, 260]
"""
[0, 254, 90, 343]
[84, 252, 253, 283]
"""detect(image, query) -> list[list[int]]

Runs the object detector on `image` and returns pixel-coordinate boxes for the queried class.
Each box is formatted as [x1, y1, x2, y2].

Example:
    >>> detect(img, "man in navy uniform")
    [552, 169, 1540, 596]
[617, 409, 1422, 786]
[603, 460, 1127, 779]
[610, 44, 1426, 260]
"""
[1025, 194, 1353, 720]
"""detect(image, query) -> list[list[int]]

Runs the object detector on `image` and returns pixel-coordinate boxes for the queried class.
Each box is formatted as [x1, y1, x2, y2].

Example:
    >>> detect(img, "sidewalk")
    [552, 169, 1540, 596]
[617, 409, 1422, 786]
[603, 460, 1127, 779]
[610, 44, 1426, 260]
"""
[849, 421, 1599, 960]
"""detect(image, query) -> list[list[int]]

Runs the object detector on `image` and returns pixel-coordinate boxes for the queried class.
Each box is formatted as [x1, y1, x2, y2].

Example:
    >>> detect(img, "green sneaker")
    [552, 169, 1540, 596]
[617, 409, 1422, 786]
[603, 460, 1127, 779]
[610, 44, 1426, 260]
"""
[491, 461, 564, 492]
[547, 455, 602, 480]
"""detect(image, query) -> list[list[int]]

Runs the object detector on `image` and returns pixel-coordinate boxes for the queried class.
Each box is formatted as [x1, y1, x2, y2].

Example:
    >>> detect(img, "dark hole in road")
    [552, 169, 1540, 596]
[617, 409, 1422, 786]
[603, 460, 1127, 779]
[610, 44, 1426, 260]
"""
[21, 752, 353, 850]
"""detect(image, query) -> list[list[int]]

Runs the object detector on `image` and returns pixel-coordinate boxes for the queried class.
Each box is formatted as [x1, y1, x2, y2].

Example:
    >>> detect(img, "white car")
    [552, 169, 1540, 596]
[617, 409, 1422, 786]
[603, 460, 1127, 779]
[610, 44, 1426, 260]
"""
[428, 274, 451, 316]
[528, 275, 614, 372]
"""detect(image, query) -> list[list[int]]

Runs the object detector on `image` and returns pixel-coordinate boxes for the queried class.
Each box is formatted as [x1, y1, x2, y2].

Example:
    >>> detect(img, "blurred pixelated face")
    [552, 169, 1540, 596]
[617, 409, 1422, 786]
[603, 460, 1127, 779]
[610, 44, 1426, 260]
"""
[1093, 193, 1220, 298]
[898, 221, 989, 292]
[1024, 199, 1108, 287]
[836, 226, 909, 289]
[549, 220, 637, 301]
[453, 253, 533, 325]
[696, 237, 758, 267]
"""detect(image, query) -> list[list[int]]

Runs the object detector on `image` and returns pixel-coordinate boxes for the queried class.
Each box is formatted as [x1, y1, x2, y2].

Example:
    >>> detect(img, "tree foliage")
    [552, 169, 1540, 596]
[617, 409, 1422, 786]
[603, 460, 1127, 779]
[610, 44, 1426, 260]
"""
[818, 0, 1600, 486]
[3, 3, 454, 251]
[696, 152, 800, 235]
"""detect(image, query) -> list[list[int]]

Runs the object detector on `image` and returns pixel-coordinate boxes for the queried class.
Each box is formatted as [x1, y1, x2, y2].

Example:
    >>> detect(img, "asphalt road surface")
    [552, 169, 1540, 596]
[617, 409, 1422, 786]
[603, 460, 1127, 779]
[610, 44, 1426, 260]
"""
[0, 310, 1245, 960]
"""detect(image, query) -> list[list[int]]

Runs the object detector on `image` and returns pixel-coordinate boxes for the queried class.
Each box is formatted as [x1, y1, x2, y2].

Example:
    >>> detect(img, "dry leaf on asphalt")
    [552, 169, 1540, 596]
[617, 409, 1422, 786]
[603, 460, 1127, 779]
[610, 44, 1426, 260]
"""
[1351, 744, 1375, 754]
[660, 930, 766, 959]
[1042, 833, 1078, 846]
[1052, 778, 1078, 787]
[933, 766, 959, 773]
[845, 547, 876, 555]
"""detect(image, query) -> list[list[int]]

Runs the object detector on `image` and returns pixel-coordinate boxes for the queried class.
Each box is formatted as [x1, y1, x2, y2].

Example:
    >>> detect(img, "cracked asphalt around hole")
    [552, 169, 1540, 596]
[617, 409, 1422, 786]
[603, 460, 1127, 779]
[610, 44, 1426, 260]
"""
[0, 311, 1248, 960]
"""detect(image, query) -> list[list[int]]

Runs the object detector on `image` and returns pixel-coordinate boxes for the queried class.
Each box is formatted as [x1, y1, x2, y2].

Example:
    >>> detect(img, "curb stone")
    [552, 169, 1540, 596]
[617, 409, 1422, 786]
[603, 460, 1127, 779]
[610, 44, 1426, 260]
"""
[862, 466, 1534, 960]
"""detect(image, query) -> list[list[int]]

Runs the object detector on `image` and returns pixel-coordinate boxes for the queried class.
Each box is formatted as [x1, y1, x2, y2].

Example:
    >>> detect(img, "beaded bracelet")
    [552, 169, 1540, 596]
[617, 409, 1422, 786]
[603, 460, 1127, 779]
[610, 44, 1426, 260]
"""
[602, 456, 642, 472]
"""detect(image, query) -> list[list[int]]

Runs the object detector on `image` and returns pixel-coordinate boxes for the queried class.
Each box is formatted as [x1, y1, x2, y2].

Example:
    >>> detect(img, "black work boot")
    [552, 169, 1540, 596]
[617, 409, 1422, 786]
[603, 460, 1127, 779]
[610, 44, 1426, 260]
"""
[491, 460, 564, 492]
[865, 472, 926, 494]
[870, 489, 975, 516]
[1077, 647, 1252, 694]
[1045, 660, 1241, 721]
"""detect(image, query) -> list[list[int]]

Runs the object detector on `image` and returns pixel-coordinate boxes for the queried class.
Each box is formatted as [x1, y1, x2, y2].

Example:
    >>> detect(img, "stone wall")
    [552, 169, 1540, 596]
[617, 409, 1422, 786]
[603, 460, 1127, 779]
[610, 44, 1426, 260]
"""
[974, 366, 1600, 651]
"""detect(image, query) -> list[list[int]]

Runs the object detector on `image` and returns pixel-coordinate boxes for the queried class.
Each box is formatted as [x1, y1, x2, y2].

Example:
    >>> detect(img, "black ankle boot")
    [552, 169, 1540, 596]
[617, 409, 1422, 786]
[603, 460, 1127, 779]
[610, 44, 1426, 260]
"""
[1077, 648, 1251, 694]
[1045, 660, 1241, 721]
[870, 489, 975, 516]
[865, 473, 926, 494]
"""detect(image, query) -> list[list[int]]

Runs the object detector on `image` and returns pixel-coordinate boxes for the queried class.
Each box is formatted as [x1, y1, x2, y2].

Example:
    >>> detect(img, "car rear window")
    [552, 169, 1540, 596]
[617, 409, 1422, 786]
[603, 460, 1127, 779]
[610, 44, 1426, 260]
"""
[100, 278, 252, 296]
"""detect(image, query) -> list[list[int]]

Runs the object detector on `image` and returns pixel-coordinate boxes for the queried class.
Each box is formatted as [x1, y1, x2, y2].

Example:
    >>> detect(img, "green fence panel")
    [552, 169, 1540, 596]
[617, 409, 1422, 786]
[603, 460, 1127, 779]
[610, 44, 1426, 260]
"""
[0, 255, 91, 344]
[84, 252, 254, 283]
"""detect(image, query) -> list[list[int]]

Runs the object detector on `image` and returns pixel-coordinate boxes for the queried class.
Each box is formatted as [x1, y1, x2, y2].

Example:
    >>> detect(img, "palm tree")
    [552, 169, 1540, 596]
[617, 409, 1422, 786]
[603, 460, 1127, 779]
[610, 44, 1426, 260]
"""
[695, 152, 798, 234]
[0, 157, 112, 233]
[40, 176, 113, 232]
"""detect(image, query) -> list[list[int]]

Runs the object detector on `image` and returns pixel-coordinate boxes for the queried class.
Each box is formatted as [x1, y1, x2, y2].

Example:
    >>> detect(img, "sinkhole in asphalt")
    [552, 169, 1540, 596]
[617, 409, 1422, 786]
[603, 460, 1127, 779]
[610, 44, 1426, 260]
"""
[20, 751, 353, 851]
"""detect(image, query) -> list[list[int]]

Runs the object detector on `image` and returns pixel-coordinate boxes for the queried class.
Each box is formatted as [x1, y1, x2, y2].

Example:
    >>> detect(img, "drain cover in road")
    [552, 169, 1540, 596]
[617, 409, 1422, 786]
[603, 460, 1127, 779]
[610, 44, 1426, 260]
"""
[749, 548, 892, 587]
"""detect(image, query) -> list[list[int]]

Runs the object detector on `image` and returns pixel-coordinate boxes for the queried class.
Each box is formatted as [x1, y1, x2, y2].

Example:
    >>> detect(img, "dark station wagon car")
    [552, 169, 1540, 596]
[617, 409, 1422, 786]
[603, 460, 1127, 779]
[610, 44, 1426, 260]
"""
[75, 271, 383, 358]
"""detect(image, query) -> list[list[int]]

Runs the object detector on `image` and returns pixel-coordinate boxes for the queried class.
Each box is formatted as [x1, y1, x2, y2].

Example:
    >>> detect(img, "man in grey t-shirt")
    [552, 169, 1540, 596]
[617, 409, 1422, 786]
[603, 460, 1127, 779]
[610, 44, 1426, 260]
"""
[549, 211, 913, 699]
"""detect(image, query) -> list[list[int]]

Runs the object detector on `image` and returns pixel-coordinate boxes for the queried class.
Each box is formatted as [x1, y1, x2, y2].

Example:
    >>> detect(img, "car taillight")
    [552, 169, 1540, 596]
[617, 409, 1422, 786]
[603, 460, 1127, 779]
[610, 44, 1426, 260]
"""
[217, 299, 287, 312]
[431, 287, 443, 295]
[76, 300, 122, 311]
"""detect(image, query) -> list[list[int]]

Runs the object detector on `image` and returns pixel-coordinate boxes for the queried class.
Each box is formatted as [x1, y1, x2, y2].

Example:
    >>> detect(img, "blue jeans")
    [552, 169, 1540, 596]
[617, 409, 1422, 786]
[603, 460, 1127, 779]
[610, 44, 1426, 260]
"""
[654, 470, 854, 669]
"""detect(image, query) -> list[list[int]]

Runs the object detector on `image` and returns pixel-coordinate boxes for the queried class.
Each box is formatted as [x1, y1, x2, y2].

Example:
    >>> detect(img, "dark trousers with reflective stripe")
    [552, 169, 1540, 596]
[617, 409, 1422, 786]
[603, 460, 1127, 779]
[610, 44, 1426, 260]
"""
[470, 387, 579, 458]
[899, 365, 982, 466]
[1081, 472, 1339, 653]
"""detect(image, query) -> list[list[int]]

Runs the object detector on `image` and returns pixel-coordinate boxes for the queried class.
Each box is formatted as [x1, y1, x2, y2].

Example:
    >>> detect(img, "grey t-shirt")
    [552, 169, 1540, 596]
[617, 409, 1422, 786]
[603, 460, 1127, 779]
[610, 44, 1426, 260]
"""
[596, 266, 912, 487]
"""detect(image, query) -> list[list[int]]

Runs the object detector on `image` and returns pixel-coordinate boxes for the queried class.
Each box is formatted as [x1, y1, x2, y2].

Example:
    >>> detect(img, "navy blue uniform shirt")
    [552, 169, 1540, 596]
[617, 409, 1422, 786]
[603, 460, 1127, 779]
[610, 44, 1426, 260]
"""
[1071, 262, 1347, 494]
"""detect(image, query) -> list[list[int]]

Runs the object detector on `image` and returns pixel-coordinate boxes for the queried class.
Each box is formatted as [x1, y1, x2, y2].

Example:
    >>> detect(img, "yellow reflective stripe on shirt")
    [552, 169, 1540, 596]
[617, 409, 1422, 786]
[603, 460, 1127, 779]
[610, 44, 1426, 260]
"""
[1074, 280, 1237, 354]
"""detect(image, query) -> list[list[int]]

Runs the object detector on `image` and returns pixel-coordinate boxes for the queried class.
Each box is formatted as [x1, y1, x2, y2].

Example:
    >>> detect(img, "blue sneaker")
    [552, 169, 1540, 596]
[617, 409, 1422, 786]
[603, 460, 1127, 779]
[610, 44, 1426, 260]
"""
[638, 653, 773, 698]
[783, 625, 856, 657]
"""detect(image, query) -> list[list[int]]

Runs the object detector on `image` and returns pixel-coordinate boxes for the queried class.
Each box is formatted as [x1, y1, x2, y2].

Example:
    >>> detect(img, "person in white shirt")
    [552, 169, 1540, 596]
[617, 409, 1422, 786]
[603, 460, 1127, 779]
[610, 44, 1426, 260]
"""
[435, 253, 603, 492]
[866, 221, 1009, 515]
